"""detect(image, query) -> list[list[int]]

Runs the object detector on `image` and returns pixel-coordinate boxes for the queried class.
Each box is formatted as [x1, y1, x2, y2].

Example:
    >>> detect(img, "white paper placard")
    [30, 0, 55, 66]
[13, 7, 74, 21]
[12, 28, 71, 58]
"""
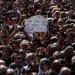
[24, 15, 48, 34]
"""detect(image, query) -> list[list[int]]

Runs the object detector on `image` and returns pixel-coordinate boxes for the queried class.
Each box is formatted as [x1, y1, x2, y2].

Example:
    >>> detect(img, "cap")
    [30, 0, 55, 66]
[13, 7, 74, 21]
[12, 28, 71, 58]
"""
[50, 36, 58, 41]
[11, 17, 17, 21]
[55, 10, 60, 14]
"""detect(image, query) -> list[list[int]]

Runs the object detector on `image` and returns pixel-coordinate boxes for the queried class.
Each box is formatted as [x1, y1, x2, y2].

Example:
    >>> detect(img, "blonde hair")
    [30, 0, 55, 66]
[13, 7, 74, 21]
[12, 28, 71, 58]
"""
[20, 40, 30, 47]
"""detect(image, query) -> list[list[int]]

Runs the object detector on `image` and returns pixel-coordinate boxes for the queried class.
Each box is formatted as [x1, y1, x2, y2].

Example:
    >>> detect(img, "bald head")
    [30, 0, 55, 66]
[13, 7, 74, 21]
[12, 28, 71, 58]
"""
[6, 68, 16, 75]
[52, 59, 61, 64]
[30, 72, 38, 75]
[60, 67, 71, 75]
[0, 65, 7, 75]
[52, 59, 61, 68]
[51, 59, 61, 73]
[0, 60, 6, 66]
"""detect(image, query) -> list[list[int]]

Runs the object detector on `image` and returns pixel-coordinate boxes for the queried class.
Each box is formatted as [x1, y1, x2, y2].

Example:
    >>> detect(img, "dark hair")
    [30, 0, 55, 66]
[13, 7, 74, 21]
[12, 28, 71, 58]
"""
[25, 67, 32, 74]
[29, 60, 38, 68]
[33, 32, 40, 37]
[11, 39, 22, 45]
[49, 56, 56, 64]
[32, 38, 41, 43]
[16, 55, 24, 62]
[32, 38, 42, 46]
[40, 58, 50, 68]
[45, 70, 57, 75]
[65, 46, 74, 53]
[57, 31, 66, 38]
[63, 40, 72, 45]
[36, 47, 45, 56]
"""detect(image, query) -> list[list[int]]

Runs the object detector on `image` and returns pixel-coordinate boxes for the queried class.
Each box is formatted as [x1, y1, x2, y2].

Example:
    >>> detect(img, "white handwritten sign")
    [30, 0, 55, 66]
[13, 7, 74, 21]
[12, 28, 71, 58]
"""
[24, 15, 48, 34]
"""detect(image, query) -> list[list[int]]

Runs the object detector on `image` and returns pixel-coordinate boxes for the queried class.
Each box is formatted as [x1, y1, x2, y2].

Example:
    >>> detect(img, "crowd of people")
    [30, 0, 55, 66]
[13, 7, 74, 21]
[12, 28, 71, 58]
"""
[0, 0, 75, 75]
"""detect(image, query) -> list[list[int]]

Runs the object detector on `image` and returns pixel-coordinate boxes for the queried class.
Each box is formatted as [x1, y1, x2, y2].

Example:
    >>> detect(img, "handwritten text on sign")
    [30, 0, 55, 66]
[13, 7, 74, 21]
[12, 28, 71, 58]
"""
[24, 15, 48, 34]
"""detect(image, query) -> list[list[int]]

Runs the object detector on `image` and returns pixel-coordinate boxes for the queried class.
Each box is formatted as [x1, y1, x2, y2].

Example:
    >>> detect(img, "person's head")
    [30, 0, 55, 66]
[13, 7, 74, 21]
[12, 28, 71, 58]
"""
[62, 40, 72, 50]
[0, 65, 7, 75]
[47, 19, 53, 30]
[13, 32, 26, 40]
[57, 31, 66, 44]
[26, 53, 35, 64]
[66, 28, 74, 34]
[20, 40, 30, 50]
[11, 53, 18, 62]
[29, 60, 39, 73]
[10, 39, 20, 50]
[53, 16, 59, 25]
[19, 48, 26, 59]
[25, 47, 33, 53]
[64, 46, 74, 58]
[40, 58, 50, 72]
[46, 43, 61, 57]
[30, 72, 38, 75]
[15, 55, 24, 69]
[6, 68, 16, 75]
[32, 38, 42, 48]
[43, 37, 50, 48]
[51, 59, 61, 73]
[60, 67, 71, 75]
[3, 49, 12, 59]
[67, 32, 75, 43]
[45, 70, 57, 75]
[10, 17, 17, 24]
[36, 47, 45, 62]
[46, 44, 54, 57]
[68, 10, 74, 18]
[0, 1, 5, 8]
[47, 11, 52, 17]
[0, 32, 7, 43]
[0, 45, 7, 53]
[60, 11, 66, 18]
[50, 36, 58, 44]
[25, 67, 32, 75]
[33, 32, 40, 38]
[54, 11, 60, 19]
[53, 51, 61, 59]
[0, 60, 6, 66]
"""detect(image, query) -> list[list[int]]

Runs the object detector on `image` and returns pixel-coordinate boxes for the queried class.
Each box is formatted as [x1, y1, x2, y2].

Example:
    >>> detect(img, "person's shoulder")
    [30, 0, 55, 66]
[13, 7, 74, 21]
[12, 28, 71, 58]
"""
[9, 62, 16, 69]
